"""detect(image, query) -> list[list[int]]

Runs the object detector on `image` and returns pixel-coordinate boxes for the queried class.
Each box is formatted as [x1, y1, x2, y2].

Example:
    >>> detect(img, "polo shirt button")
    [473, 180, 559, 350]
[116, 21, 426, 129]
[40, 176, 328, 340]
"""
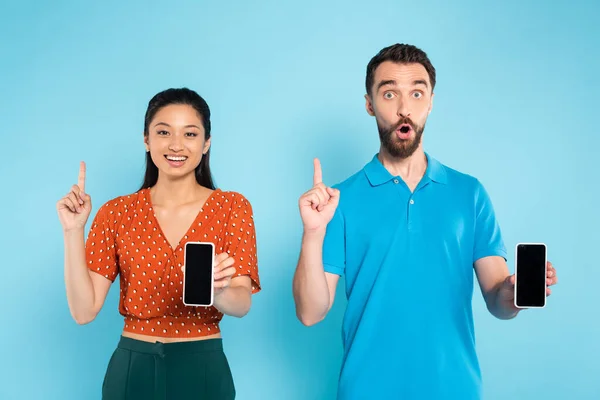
[409, 199, 415, 205]
[393, 179, 399, 184]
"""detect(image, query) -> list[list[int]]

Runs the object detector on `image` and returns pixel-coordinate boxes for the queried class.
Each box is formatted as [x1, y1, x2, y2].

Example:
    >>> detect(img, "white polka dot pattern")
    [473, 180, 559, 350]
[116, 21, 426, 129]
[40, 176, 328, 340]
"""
[85, 188, 261, 338]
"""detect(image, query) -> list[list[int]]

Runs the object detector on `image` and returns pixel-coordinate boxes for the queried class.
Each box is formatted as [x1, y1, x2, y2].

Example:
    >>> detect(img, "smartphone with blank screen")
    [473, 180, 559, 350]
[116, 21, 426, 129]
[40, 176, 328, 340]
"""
[183, 242, 215, 307]
[514, 243, 547, 309]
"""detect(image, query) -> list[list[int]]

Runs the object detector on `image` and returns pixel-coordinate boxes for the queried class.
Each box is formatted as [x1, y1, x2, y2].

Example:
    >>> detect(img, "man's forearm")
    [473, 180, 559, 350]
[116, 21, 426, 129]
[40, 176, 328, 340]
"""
[293, 229, 331, 326]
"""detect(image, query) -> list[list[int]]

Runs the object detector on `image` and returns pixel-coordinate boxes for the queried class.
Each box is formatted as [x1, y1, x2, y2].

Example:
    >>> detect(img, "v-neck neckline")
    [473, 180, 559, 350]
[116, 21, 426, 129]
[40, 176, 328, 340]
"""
[144, 187, 221, 252]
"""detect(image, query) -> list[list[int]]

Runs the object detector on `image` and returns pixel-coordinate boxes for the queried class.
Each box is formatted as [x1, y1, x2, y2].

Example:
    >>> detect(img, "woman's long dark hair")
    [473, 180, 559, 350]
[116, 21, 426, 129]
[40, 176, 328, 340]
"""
[140, 88, 216, 190]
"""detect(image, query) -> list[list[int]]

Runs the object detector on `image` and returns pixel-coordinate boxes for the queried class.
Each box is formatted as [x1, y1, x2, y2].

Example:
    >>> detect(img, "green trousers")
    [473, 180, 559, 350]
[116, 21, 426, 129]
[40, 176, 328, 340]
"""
[102, 336, 235, 400]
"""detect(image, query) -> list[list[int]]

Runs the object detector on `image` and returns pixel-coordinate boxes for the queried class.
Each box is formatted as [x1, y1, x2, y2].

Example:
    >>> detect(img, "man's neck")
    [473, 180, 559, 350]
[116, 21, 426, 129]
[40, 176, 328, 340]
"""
[378, 147, 428, 190]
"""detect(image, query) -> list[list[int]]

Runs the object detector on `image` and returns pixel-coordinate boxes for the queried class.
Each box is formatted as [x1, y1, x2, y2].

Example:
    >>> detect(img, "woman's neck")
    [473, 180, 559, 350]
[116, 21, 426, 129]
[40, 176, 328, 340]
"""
[150, 174, 210, 206]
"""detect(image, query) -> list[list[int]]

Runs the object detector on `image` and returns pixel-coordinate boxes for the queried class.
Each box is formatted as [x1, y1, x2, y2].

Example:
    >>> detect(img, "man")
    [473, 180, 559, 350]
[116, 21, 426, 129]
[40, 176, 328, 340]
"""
[292, 44, 558, 399]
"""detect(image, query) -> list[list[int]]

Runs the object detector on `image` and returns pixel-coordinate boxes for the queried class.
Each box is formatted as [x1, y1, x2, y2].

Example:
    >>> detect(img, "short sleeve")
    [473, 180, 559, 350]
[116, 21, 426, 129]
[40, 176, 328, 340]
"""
[323, 206, 346, 276]
[226, 195, 261, 294]
[473, 181, 507, 263]
[85, 203, 119, 281]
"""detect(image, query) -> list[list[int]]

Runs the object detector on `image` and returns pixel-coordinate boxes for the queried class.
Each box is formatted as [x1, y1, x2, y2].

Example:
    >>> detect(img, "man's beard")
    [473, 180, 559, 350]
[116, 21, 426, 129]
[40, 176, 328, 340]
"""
[377, 117, 425, 159]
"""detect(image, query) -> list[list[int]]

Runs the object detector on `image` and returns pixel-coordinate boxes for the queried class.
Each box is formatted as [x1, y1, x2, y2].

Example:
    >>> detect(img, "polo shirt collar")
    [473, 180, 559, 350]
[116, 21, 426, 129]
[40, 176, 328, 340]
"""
[364, 152, 448, 186]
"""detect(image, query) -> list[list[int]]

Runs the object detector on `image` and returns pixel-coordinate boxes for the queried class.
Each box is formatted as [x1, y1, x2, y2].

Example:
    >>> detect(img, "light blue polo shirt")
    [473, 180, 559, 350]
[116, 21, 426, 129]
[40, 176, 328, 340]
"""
[323, 153, 507, 400]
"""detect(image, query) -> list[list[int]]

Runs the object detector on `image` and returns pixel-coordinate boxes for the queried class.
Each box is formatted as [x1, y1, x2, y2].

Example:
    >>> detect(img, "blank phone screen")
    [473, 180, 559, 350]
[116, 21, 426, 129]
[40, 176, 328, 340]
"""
[184, 243, 213, 306]
[516, 244, 546, 307]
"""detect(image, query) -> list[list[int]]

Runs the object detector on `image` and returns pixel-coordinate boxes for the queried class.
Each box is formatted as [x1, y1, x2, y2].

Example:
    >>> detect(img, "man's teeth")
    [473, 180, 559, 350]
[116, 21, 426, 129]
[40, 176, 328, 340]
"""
[166, 156, 187, 161]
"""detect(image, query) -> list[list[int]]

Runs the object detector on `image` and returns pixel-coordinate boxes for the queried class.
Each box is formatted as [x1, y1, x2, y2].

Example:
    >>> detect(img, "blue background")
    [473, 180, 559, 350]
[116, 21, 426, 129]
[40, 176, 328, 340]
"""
[1, 0, 598, 399]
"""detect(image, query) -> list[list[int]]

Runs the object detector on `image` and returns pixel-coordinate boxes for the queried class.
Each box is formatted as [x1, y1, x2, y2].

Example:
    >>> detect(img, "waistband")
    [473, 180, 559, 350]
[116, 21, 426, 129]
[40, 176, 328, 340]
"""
[117, 336, 223, 356]
[123, 315, 221, 339]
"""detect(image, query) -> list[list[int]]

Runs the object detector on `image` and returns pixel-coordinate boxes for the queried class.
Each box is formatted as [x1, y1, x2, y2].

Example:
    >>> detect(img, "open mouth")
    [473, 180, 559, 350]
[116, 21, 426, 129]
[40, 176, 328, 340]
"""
[164, 155, 188, 162]
[164, 155, 188, 167]
[398, 124, 412, 134]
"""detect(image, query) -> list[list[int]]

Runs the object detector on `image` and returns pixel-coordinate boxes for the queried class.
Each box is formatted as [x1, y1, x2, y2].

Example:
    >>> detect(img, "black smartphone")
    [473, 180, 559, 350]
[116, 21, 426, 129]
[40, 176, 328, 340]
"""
[514, 243, 547, 308]
[183, 242, 215, 307]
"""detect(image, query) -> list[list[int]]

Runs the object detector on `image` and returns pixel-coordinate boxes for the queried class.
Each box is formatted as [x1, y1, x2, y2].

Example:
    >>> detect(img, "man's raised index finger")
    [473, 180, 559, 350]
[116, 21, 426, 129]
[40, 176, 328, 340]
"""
[313, 158, 323, 186]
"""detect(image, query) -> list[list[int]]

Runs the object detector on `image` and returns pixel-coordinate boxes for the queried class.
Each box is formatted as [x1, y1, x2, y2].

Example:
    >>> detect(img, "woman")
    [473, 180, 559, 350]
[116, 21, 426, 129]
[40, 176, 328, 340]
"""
[56, 88, 260, 399]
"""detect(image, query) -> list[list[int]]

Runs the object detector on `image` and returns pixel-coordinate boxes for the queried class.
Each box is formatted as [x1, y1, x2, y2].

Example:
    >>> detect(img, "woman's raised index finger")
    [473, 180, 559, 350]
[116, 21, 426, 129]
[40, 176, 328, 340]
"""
[78, 161, 86, 192]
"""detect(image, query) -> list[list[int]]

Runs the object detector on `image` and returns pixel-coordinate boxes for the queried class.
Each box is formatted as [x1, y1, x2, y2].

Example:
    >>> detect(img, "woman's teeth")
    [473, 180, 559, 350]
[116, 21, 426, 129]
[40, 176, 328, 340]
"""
[165, 156, 187, 161]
